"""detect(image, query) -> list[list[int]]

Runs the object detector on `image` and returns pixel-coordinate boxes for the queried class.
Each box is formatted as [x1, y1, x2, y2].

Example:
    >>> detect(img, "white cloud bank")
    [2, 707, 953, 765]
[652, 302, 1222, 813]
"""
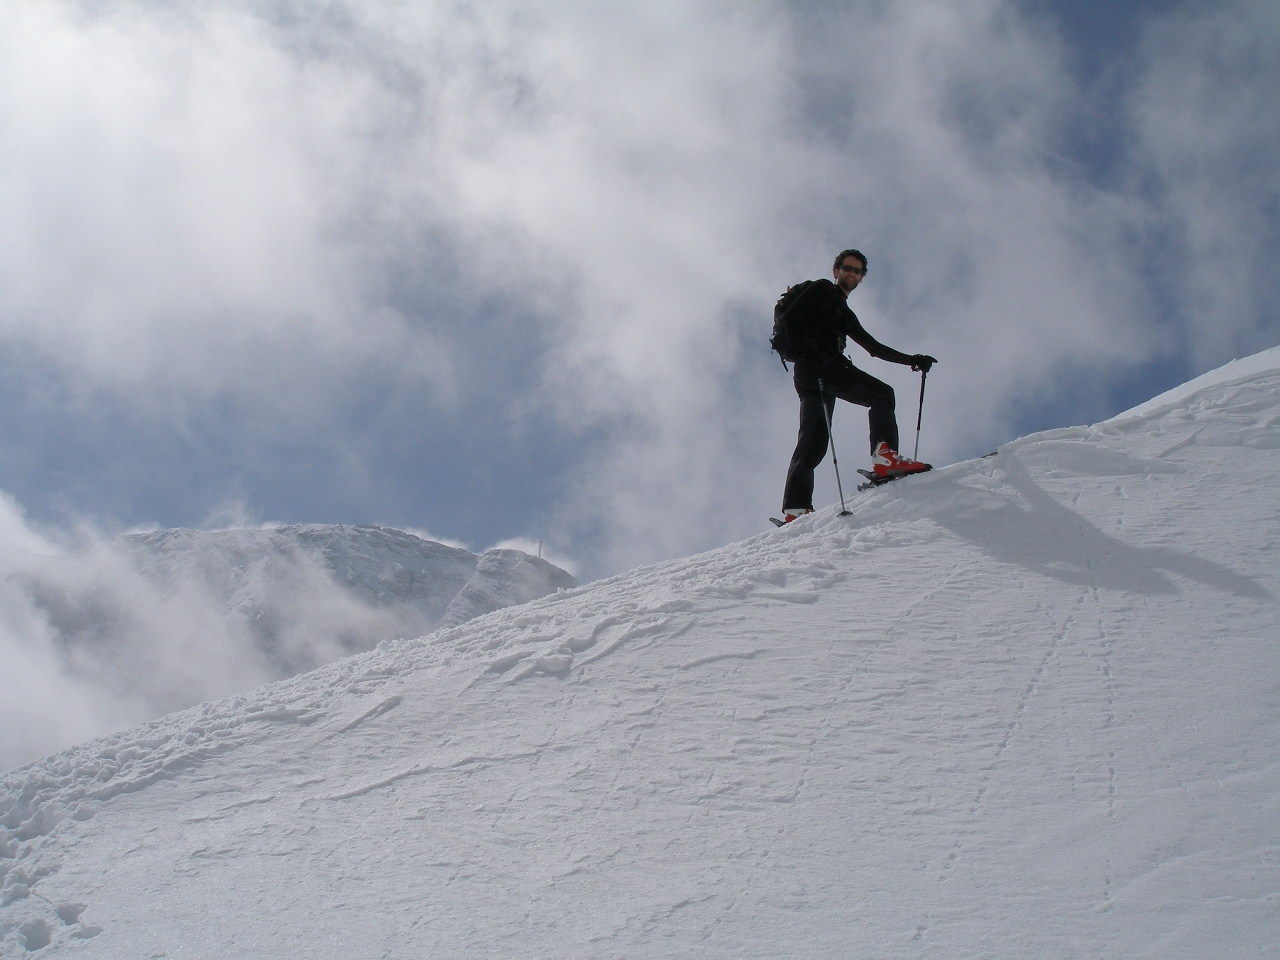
[0, 0, 1276, 577]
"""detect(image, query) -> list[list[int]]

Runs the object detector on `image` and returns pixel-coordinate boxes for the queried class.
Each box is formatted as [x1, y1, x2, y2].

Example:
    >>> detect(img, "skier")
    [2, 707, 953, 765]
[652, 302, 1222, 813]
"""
[780, 249, 936, 522]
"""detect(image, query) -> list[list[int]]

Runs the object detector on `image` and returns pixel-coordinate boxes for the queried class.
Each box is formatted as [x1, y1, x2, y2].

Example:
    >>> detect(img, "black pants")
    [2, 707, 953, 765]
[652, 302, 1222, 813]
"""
[782, 356, 898, 511]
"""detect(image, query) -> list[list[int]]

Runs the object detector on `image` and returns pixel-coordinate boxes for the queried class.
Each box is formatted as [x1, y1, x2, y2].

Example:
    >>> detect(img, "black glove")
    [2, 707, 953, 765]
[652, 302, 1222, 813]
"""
[910, 354, 936, 373]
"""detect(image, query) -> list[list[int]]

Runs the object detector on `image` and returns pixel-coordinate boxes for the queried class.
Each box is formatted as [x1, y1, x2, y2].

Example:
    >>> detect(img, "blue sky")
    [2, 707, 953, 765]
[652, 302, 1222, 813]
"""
[0, 0, 1276, 581]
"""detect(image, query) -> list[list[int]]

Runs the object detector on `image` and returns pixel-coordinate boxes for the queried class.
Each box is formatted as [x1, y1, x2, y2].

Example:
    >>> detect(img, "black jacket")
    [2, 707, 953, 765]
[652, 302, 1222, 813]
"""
[792, 279, 914, 367]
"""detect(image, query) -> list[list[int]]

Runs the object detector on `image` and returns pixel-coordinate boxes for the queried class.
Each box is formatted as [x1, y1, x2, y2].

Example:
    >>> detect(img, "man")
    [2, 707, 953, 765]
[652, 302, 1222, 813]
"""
[781, 249, 936, 522]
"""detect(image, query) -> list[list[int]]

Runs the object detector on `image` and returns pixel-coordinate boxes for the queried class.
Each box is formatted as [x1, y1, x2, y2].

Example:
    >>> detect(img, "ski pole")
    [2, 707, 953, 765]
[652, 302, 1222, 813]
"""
[818, 378, 852, 517]
[912, 368, 928, 462]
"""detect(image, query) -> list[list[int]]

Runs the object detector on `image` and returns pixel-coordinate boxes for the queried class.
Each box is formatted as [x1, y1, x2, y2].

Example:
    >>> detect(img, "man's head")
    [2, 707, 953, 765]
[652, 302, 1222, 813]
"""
[833, 249, 867, 295]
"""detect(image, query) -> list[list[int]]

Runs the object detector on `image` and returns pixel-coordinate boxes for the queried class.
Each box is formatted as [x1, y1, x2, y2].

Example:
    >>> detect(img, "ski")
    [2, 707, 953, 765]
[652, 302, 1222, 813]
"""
[770, 511, 815, 526]
[855, 465, 932, 491]
[856, 469, 890, 491]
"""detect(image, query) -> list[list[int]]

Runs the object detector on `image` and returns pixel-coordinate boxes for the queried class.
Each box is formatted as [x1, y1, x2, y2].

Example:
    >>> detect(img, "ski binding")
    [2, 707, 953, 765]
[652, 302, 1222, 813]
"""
[855, 466, 932, 491]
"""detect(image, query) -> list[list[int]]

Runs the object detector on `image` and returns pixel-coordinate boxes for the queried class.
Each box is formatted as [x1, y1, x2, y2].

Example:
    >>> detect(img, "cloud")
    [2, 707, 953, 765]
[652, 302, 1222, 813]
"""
[0, 494, 128, 772]
[0, 482, 411, 771]
[0, 506, 582, 772]
[0, 0, 1275, 580]
[0, 0, 453, 417]
[0, 514, 356, 772]
[1128, 1, 1280, 367]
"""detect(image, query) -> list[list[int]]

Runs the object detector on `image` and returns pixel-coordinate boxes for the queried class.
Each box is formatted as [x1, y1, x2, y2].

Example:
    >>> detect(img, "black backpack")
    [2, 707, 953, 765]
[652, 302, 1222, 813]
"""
[770, 280, 824, 368]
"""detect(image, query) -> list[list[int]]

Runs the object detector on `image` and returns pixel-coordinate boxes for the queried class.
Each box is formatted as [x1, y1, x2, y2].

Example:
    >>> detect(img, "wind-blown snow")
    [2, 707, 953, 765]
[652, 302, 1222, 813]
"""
[3, 525, 577, 770]
[2, 349, 1278, 958]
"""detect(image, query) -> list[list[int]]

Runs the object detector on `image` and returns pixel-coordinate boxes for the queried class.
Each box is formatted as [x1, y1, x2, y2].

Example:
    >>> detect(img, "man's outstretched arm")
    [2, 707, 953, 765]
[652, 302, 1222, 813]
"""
[840, 305, 935, 370]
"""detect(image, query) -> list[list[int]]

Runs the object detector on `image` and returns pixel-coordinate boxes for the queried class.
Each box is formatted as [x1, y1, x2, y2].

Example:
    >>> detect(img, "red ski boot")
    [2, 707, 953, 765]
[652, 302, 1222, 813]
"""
[872, 442, 931, 479]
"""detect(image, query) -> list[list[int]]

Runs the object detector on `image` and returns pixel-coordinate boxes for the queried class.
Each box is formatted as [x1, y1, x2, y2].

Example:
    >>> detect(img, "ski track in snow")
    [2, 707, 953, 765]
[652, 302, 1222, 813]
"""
[2, 351, 1279, 957]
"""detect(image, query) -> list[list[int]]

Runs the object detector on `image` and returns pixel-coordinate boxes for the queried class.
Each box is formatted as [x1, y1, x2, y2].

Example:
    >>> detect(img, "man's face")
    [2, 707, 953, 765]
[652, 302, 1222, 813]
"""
[835, 257, 865, 294]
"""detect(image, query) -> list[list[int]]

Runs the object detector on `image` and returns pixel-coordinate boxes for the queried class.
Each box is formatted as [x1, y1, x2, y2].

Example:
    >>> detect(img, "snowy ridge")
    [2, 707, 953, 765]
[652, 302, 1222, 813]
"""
[1, 349, 1278, 957]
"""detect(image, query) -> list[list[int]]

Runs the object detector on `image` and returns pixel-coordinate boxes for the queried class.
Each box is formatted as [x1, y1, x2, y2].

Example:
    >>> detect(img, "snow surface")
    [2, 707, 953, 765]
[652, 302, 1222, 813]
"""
[2, 349, 1278, 958]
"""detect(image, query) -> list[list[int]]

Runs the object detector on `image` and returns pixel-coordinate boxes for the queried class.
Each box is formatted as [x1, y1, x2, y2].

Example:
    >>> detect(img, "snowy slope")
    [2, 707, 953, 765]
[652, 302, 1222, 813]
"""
[6, 526, 576, 761]
[2, 349, 1278, 958]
